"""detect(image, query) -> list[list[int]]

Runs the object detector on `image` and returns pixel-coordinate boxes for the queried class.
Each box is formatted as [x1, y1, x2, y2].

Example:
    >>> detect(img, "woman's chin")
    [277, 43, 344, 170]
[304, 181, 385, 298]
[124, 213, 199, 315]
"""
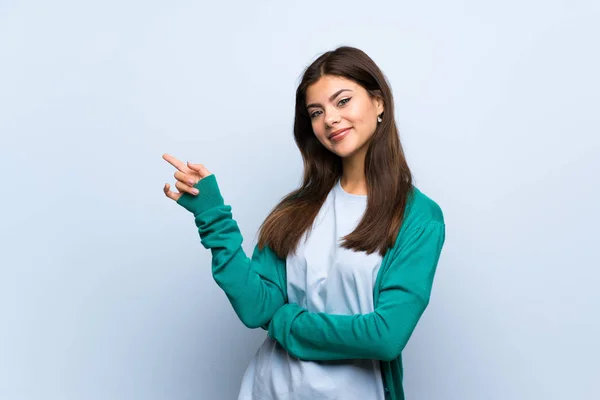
[330, 147, 358, 159]
[327, 139, 355, 156]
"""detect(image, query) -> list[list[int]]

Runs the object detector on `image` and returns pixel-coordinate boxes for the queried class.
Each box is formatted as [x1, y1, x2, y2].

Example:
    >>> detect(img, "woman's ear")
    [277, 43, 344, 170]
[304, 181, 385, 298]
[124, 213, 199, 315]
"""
[370, 90, 385, 115]
[375, 96, 385, 115]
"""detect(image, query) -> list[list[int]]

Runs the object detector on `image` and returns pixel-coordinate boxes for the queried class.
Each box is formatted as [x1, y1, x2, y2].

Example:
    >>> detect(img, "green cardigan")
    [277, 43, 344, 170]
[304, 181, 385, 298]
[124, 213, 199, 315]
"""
[177, 174, 446, 400]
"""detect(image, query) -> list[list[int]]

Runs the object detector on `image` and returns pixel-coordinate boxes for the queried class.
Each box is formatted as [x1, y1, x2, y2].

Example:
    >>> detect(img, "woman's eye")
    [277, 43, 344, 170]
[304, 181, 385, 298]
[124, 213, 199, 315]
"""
[309, 99, 349, 118]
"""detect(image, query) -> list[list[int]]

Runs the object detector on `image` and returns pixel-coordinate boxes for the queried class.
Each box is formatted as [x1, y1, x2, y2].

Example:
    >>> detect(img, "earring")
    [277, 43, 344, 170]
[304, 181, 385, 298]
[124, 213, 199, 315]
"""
[377, 114, 383, 123]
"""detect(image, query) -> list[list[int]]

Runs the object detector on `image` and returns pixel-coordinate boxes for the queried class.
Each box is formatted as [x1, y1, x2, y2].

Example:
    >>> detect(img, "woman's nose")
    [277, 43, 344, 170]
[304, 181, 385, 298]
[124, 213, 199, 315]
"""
[325, 110, 341, 126]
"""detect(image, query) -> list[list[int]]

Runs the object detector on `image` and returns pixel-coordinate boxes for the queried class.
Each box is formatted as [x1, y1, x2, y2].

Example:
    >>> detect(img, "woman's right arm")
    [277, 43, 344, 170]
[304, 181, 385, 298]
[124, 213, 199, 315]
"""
[176, 173, 287, 330]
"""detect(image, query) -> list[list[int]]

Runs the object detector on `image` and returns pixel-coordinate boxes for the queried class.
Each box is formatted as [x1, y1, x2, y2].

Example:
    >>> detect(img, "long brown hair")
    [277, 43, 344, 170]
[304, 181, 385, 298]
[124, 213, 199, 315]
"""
[257, 46, 413, 258]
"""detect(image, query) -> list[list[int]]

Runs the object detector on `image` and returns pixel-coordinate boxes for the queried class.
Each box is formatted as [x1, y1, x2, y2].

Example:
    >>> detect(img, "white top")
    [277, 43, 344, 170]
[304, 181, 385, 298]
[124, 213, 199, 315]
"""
[237, 178, 385, 400]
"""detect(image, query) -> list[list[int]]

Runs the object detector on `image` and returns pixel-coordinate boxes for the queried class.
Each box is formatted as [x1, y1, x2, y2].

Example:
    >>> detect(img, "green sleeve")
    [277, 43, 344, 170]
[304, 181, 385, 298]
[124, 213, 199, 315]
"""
[267, 220, 445, 361]
[177, 174, 287, 330]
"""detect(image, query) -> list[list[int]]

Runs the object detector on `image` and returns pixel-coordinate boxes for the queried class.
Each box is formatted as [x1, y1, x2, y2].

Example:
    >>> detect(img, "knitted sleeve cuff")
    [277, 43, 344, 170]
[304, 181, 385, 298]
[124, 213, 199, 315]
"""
[176, 174, 225, 216]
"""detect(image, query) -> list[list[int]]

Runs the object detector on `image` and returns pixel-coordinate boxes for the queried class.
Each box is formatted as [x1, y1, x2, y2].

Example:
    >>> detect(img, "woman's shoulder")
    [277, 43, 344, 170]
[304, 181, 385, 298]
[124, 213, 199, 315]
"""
[401, 185, 445, 232]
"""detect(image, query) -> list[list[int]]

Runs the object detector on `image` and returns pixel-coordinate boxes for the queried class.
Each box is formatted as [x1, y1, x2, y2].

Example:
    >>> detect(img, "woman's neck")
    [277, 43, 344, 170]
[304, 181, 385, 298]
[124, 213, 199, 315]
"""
[341, 152, 368, 195]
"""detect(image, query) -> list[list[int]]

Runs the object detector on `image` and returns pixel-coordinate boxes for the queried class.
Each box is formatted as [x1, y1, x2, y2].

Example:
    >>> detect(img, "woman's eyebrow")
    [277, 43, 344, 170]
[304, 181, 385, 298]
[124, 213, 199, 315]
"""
[306, 89, 353, 109]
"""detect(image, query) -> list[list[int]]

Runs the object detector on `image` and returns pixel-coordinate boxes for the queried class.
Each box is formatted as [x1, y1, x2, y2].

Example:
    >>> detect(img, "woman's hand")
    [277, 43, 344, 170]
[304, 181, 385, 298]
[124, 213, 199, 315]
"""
[162, 153, 212, 202]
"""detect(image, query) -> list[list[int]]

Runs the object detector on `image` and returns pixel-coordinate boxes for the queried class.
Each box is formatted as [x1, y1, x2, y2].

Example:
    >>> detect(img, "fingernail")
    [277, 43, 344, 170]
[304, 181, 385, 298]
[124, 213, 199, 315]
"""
[189, 180, 195, 185]
[192, 189, 199, 195]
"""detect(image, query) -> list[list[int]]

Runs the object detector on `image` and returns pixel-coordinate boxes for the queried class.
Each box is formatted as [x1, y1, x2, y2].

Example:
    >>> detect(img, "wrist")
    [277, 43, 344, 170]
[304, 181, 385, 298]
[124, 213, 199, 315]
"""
[176, 174, 225, 215]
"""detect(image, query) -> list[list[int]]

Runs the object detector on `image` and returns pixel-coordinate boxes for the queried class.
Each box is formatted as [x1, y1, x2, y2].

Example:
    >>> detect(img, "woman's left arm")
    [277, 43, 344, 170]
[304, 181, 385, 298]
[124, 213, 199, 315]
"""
[267, 220, 445, 362]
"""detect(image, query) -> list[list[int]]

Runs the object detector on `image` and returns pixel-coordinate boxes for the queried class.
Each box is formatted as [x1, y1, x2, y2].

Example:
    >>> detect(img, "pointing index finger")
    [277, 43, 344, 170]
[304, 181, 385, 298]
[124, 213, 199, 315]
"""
[162, 153, 189, 173]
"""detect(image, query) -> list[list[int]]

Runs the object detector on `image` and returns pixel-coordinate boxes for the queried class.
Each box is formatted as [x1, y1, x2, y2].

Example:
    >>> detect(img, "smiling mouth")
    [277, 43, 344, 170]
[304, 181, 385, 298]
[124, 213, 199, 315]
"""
[329, 128, 351, 139]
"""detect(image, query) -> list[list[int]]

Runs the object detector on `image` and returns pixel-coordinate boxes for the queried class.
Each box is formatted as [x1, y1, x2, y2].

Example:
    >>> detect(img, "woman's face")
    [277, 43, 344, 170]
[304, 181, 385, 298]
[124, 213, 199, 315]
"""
[306, 75, 384, 159]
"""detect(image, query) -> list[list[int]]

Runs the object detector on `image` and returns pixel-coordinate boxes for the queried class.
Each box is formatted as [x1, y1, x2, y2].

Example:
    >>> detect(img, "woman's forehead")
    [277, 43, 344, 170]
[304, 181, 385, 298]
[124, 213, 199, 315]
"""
[306, 76, 360, 100]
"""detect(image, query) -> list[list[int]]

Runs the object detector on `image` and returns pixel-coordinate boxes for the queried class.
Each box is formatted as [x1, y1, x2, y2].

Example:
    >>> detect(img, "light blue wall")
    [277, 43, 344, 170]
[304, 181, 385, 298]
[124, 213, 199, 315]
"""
[1, 1, 598, 399]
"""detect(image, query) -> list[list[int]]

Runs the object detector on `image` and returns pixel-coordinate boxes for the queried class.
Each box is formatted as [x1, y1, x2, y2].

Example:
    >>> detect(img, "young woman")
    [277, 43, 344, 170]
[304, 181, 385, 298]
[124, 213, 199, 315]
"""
[163, 46, 446, 400]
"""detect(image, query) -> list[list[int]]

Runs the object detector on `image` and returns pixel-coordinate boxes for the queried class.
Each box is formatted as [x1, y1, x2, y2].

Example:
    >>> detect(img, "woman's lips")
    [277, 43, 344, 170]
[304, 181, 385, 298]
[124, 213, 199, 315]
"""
[330, 128, 351, 142]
